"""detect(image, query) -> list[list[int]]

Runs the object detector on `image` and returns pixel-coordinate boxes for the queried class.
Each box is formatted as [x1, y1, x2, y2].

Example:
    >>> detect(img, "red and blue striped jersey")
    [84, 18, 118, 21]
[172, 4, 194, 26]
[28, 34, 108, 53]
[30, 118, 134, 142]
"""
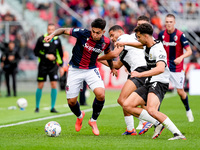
[158, 29, 190, 72]
[69, 28, 111, 69]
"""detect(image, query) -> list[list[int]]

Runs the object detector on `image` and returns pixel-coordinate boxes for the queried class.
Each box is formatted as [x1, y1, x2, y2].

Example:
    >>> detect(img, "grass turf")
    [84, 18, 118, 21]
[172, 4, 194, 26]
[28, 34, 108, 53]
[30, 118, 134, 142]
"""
[0, 90, 199, 150]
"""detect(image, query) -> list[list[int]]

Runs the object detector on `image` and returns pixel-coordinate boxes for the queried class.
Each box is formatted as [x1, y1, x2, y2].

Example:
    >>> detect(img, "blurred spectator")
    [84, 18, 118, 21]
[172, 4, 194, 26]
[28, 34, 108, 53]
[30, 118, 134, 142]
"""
[1, 41, 21, 97]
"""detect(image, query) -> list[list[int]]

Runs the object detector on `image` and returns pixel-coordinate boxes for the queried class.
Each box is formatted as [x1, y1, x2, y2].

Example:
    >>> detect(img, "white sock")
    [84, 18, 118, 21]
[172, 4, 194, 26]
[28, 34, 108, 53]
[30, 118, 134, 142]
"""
[163, 117, 182, 135]
[78, 113, 83, 119]
[124, 116, 134, 131]
[90, 118, 97, 122]
[138, 118, 145, 123]
[138, 109, 160, 126]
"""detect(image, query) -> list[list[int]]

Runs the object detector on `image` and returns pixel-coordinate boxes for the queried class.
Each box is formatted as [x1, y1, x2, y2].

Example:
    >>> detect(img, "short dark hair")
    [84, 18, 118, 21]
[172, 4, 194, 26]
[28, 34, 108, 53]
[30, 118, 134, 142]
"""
[91, 18, 106, 30]
[137, 15, 150, 22]
[108, 25, 124, 33]
[48, 23, 55, 27]
[134, 23, 153, 36]
[166, 14, 175, 19]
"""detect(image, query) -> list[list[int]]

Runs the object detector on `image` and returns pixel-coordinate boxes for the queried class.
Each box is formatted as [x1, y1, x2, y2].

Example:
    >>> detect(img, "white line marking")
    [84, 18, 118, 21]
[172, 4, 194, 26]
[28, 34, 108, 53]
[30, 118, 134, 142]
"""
[0, 104, 119, 128]
[0, 93, 176, 129]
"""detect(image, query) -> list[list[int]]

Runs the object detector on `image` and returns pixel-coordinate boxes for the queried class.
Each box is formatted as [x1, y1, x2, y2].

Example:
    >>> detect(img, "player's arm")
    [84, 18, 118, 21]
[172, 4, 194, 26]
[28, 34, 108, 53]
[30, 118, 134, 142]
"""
[131, 61, 165, 78]
[174, 46, 192, 65]
[44, 28, 72, 42]
[98, 59, 123, 70]
[98, 45, 124, 60]
[34, 37, 46, 59]
[115, 41, 143, 49]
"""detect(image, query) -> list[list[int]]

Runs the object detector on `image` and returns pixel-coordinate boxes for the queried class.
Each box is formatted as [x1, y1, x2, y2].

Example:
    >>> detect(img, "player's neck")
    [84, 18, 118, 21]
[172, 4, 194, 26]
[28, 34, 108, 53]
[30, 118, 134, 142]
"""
[146, 37, 155, 48]
[167, 28, 175, 34]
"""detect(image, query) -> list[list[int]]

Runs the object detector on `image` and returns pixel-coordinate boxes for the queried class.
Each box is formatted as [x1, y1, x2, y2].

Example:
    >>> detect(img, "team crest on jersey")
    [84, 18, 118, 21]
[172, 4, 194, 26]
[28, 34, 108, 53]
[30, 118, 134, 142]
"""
[174, 35, 178, 41]
[150, 54, 153, 59]
[66, 85, 69, 91]
[102, 43, 106, 49]
[54, 40, 58, 44]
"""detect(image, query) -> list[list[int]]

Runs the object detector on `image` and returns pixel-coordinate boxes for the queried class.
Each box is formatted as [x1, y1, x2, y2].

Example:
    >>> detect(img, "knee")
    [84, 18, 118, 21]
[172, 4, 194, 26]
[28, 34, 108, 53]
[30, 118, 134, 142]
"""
[67, 99, 77, 106]
[147, 107, 157, 118]
[95, 93, 105, 101]
[117, 97, 124, 106]
[122, 101, 131, 111]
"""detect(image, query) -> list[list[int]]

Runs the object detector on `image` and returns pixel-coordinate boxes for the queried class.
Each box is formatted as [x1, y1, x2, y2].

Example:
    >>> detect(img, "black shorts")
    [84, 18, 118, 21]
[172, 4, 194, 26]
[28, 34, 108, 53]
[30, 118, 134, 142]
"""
[135, 82, 169, 103]
[37, 64, 59, 82]
[128, 66, 148, 88]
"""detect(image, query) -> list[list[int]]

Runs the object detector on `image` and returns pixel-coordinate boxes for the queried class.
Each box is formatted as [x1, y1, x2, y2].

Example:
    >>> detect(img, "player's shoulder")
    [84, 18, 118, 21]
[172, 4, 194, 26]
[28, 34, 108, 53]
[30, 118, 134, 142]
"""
[159, 30, 165, 35]
[119, 34, 136, 42]
[102, 35, 111, 44]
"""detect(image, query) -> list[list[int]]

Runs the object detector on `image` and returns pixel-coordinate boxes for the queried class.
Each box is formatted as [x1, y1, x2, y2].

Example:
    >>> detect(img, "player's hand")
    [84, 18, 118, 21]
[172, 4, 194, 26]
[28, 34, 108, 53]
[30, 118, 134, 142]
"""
[46, 54, 56, 61]
[59, 67, 65, 77]
[174, 57, 183, 65]
[8, 55, 15, 61]
[44, 34, 54, 42]
[115, 41, 125, 48]
[131, 71, 141, 78]
[111, 68, 118, 77]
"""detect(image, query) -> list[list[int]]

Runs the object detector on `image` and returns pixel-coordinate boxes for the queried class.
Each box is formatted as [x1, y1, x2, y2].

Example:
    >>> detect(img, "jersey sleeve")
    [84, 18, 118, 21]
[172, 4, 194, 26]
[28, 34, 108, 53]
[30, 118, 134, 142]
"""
[34, 36, 46, 59]
[180, 33, 190, 49]
[56, 38, 64, 66]
[70, 28, 87, 38]
[151, 45, 167, 66]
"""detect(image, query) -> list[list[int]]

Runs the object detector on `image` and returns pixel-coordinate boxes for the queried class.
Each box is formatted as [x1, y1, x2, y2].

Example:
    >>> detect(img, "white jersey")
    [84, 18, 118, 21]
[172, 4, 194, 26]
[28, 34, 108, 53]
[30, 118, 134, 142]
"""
[117, 33, 146, 73]
[144, 40, 170, 83]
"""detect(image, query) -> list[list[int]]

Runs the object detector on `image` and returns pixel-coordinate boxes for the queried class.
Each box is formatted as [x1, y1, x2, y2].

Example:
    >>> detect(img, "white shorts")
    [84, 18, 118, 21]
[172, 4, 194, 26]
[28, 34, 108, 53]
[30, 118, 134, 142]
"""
[169, 71, 185, 89]
[66, 66, 105, 98]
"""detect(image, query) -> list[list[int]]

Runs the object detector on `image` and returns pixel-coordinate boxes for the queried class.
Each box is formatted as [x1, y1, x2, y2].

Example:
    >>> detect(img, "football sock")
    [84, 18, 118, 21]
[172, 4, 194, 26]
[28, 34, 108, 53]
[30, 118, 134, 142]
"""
[92, 98, 105, 120]
[68, 101, 81, 117]
[51, 88, 57, 109]
[162, 117, 182, 135]
[138, 109, 160, 126]
[36, 88, 42, 108]
[124, 116, 134, 131]
[181, 95, 190, 111]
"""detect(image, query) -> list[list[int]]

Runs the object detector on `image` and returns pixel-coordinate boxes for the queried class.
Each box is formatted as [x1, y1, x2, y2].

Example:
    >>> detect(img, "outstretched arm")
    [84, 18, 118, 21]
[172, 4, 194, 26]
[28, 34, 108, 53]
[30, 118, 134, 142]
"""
[98, 45, 124, 60]
[131, 61, 165, 78]
[115, 41, 143, 49]
[44, 28, 72, 42]
[98, 59, 123, 70]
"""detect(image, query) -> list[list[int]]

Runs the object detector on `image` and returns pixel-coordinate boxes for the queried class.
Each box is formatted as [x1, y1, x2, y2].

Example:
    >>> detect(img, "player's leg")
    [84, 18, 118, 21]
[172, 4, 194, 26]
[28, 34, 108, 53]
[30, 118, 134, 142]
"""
[177, 88, 194, 122]
[86, 68, 105, 135]
[118, 79, 137, 135]
[35, 81, 45, 112]
[35, 66, 46, 113]
[5, 72, 10, 96]
[49, 65, 59, 113]
[66, 66, 85, 132]
[146, 81, 186, 140]
[12, 69, 17, 96]
[171, 71, 194, 122]
[50, 81, 58, 113]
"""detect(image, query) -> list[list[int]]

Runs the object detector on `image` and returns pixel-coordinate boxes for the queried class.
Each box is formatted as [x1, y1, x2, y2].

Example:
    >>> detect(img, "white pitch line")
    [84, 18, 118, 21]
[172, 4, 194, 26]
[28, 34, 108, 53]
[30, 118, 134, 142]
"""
[0, 104, 119, 129]
[0, 93, 176, 129]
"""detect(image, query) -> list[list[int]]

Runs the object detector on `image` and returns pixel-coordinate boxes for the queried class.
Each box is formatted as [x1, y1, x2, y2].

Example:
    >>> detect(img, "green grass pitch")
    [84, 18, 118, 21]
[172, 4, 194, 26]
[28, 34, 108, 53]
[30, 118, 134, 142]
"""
[0, 90, 199, 150]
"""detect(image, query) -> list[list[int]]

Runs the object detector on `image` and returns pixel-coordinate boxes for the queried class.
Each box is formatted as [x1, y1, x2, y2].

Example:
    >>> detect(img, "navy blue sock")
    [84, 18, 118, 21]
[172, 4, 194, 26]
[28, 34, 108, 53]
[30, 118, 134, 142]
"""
[68, 101, 81, 117]
[92, 98, 105, 120]
[181, 95, 190, 111]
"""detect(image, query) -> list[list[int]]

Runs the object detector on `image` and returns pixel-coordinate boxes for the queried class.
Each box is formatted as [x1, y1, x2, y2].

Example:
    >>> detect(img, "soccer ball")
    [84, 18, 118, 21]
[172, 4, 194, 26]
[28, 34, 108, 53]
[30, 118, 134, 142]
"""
[17, 98, 28, 108]
[45, 121, 61, 137]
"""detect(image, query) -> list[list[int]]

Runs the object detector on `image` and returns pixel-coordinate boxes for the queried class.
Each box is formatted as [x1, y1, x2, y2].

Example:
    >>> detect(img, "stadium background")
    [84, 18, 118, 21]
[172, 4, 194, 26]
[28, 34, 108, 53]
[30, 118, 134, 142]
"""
[1, 0, 200, 93]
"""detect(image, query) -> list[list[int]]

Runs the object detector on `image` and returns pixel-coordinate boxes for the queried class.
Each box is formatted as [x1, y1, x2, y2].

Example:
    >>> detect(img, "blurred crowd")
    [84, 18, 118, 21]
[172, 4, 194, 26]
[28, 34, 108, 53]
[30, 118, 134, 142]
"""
[0, 0, 200, 63]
